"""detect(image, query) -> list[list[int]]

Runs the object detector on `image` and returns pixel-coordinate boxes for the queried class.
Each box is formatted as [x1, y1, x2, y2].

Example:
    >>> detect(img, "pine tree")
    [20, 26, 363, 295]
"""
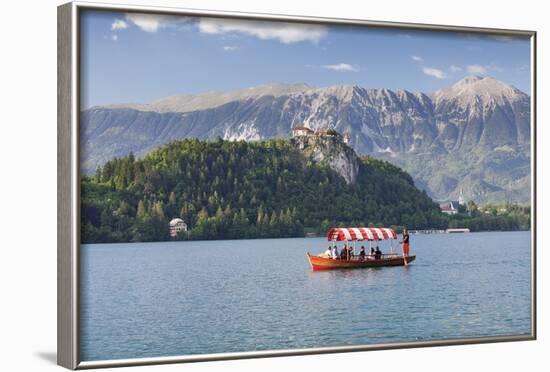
[95, 167, 102, 183]
[256, 205, 264, 225]
[197, 207, 209, 222]
[137, 200, 148, 221]
[168, 191, 176, 206]
[152, 201, 165, 220]
[269, 211, 278, 227]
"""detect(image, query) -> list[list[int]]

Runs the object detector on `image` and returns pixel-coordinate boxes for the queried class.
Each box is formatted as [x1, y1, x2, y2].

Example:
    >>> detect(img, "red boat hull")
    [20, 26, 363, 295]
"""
[307, 253, 416, 270]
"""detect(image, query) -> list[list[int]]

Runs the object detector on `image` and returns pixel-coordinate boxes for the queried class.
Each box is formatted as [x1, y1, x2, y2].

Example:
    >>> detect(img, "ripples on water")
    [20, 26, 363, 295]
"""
[80, 231, 531, 361]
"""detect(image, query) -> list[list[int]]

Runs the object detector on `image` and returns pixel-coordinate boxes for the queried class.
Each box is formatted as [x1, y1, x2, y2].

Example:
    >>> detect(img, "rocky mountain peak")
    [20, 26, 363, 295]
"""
[309, 84, 358, 102]
[458, 75, 484, 84]
[108, 83, 315, 113]
[433, 75, 527, 106]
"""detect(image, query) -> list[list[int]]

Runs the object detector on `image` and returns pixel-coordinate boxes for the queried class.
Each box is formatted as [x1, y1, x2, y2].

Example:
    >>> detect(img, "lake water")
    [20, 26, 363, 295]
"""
[80, 231, 532, 361]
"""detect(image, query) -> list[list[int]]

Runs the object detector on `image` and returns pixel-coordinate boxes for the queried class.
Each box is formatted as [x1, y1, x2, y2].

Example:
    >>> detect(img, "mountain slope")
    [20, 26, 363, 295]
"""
[81, 76, 531, 203]
[107, 83, 313, 113]
[432, 76, 530, 150]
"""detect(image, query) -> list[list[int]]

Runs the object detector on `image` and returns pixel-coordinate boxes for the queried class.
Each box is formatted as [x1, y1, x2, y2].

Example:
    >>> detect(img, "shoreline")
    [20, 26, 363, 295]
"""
[81, 229, 530, 246]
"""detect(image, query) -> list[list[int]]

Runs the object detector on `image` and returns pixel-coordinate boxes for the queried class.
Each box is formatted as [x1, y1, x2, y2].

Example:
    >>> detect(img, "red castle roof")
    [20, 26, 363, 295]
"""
[292, 126, 313, 132]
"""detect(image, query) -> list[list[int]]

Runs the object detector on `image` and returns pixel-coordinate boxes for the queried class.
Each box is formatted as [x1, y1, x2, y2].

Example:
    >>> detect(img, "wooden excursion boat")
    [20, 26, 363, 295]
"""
[307, 227, 415, 271]
[307, 252, 416, 270]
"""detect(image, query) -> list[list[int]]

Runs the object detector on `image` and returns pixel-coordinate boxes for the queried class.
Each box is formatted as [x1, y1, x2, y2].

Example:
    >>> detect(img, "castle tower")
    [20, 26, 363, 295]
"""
[458, 188, 465, 206]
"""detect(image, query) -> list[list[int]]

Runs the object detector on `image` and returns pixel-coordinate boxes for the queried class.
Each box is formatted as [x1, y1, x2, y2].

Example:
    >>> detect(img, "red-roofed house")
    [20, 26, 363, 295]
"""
[439, 201, 460, 215]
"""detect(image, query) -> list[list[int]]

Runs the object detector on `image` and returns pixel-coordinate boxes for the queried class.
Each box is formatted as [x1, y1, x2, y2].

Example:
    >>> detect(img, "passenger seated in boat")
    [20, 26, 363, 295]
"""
[375, 247, 382, 260]
[340, 246, 348, 260]
[344, 245, 353, 260]
[332, 246, 339, 259]
[359, 246, 366, 260]
[369, 247, 375, 258]
[324, 246, 332, 256]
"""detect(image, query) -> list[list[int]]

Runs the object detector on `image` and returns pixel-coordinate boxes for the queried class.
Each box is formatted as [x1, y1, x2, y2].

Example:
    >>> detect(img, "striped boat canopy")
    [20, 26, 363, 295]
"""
[327, 227, 398, 241]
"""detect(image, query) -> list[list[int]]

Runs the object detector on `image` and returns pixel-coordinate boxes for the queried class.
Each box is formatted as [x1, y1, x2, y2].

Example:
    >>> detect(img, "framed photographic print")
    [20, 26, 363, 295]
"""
[57, 1, 537, 369]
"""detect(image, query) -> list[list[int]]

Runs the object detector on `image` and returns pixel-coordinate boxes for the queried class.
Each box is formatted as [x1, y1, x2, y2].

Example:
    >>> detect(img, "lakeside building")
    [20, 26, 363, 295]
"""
[439, 201, 461, 215]
[446, 228, 471, 233]
[169, 218, 188, 238]
[439, 189, 466, 215]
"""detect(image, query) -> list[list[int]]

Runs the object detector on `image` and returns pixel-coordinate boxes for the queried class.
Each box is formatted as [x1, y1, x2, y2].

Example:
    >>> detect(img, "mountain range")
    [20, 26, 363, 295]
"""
[81, 76, 531, 204]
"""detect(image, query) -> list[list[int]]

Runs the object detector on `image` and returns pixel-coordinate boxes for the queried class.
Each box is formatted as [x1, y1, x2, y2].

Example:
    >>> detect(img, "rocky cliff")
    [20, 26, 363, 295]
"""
[292, 135, 359, 184]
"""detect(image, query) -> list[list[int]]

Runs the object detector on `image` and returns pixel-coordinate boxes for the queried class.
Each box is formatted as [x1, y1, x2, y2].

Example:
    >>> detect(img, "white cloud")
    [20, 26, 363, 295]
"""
[466, 64, 488, 75]
[411, 55, 423, 62]
[465, 64, 505, 75]
[111, 19, 128, 31]
[223, 46, 238, 51]
[450, 65, 463, 72]
[322, 63, 359, 72]
[122, 14, 327, 44]
[422, 67, 446, 79]
[125, 13, 186, 32]
[198, 18, 327, 44]
[111, 34, 118, 41]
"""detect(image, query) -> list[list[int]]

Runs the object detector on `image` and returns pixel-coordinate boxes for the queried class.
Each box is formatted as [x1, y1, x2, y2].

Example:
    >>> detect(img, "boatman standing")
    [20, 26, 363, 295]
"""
[401, 228, 410, 257]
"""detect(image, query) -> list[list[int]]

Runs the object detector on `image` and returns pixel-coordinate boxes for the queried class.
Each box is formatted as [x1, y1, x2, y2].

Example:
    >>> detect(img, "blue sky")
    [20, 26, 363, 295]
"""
[80, 10, 531, 109]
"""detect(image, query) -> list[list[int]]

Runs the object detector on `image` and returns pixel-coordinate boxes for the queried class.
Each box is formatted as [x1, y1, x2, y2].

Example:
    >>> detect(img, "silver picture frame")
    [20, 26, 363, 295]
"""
[57, 1, 537, 369]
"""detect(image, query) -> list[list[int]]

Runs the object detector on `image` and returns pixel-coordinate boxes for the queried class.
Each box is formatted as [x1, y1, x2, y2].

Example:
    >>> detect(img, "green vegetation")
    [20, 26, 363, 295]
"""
[81, 138, 444, 243]
[447, 202, 531, 232]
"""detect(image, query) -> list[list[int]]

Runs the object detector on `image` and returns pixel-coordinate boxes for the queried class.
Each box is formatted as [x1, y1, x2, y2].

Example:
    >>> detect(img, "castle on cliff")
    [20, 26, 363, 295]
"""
[291, 125, 350, 145]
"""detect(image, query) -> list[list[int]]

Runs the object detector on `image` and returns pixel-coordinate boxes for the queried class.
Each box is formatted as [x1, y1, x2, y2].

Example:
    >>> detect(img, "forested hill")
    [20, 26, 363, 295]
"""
[81, 138, 444, 243]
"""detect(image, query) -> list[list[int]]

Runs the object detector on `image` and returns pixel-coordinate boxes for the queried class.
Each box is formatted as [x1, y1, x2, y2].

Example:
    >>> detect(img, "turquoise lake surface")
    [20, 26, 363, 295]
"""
[80, 231, 532, 361]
